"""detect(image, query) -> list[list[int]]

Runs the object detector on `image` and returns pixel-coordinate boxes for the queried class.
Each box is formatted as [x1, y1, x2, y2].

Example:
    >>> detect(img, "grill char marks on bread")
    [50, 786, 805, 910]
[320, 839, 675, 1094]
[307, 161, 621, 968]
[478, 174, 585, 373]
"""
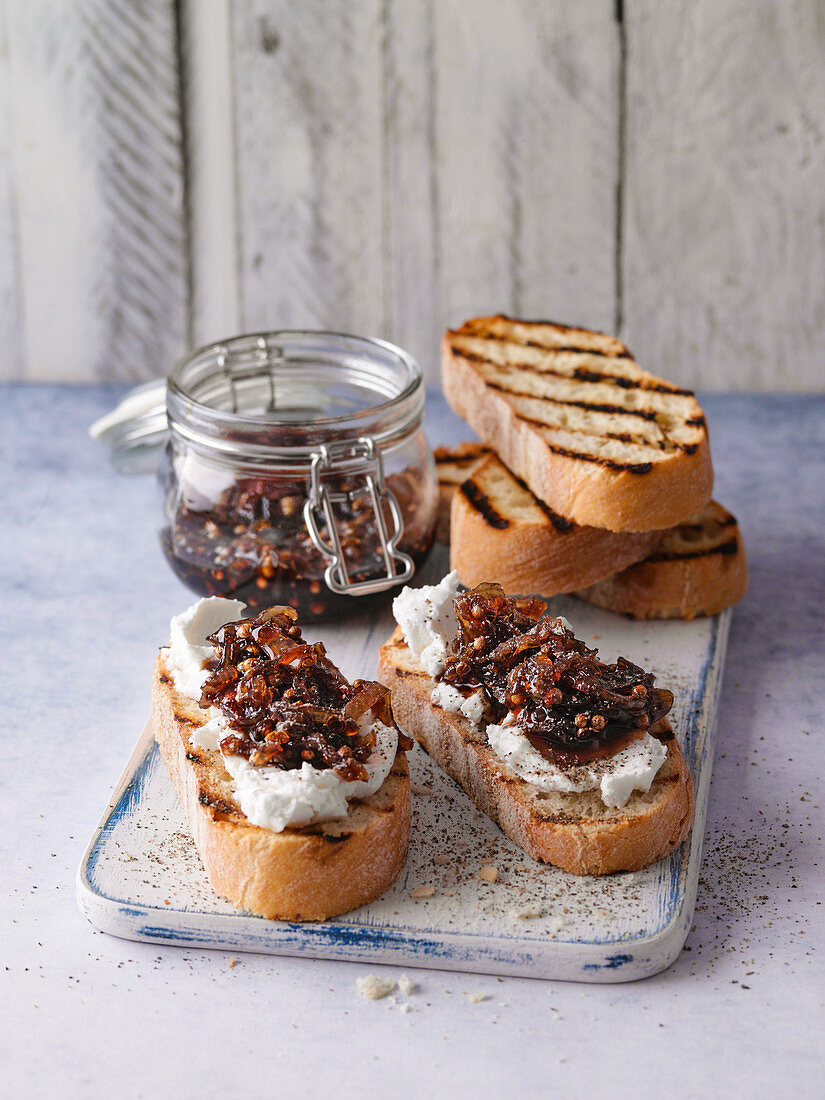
[442, 315, 713, 532]
[434, 442, 490, 542]
[576, 501, 748, 620]
[450, 452, 664, 596]
[376, 627, 694, 876]
[152, 654, 410, 921]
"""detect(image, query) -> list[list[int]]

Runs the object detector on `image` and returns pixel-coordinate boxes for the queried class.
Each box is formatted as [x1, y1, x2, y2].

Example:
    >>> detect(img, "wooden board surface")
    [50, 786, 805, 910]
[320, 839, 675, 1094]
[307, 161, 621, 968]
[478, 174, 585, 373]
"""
[77, 559, 731, 983]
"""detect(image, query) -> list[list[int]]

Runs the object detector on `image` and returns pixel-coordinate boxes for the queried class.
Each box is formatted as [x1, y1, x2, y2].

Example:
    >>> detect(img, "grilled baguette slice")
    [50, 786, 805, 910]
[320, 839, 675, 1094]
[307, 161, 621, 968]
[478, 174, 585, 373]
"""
[434, 441, 490, 542]
[152, 655, 411, 921]
[576, 501, 747, 619]
[377, 629, 694, 876]
[451, 451, 663, 595]
[442, 315, 713, 532]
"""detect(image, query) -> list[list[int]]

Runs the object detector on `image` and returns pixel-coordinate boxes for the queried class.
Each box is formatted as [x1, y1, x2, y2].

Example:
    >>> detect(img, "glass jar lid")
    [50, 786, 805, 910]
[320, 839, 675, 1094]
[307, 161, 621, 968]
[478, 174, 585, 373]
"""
[167, 331, 424, 468]
[90, 330, 425, 473]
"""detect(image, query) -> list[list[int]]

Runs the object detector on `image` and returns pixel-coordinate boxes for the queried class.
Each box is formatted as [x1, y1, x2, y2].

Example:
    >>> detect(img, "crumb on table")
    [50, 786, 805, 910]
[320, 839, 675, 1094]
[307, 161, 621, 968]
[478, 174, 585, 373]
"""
[356, 975, 397, 1000]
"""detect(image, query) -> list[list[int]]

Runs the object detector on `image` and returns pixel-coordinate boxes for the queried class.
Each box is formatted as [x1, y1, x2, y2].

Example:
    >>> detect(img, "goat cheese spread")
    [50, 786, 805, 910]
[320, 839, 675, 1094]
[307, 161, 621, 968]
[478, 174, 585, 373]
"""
[392, 575, 667, 809]
[164, 597, 397, 832]
[430, 681, 486, 724]
[165, 596, 246, 698]
[392, 570, 462, 676]
[486, 715, 667, 809]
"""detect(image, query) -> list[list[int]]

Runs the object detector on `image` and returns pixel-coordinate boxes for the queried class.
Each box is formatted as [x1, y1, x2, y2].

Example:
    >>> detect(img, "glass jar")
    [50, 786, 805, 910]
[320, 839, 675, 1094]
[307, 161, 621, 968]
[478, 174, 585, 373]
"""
[160, 331, 437, 619]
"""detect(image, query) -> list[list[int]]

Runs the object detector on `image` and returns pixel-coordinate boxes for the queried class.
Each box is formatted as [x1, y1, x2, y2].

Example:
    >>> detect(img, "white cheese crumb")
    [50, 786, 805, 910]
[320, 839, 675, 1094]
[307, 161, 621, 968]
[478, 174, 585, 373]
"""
[398, 974, 417, 996]
[392, 571, 461, 675]
[430, 682, 486, 725]
[479, 864, 499, 883]
[410, 884, 436, 898]
[467, 991, 489, 1004]
[399, 1003, 412, 1014]
[356, 975, 397, 1000]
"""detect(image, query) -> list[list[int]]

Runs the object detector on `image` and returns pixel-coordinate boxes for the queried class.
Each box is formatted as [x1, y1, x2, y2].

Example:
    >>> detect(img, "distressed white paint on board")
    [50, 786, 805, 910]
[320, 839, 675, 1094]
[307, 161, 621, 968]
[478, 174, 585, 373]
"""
[1, 0, 187, 381]
[382, 1, 619, 379]
[2, 0, 825, 390]
[222, 0, 619, 381]
[622, 0, 825, 391]
[182, 0, 240, 349]
[0, 4, 22, 376]
[229, 0, 387, 339]
[381, 2, 442, 379]
[429, 1, 619, 345]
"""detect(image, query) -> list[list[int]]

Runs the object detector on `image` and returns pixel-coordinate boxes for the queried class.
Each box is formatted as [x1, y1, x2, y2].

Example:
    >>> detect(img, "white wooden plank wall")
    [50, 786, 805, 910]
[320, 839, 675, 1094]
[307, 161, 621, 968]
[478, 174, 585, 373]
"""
[229, 0, 388, 343]
[1, 0, 823, 389]
[0, 0, 187, 381]
[399, 0, 618, 374]
[218, 0, 618, 378]
[0, 2, 22, 375]
[622, 0, 825, 390]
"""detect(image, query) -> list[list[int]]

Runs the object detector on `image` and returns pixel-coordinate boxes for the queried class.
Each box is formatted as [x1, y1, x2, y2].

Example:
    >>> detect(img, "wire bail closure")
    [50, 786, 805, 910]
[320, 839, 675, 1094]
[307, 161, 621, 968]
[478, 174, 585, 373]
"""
[303, 436, 414, 596]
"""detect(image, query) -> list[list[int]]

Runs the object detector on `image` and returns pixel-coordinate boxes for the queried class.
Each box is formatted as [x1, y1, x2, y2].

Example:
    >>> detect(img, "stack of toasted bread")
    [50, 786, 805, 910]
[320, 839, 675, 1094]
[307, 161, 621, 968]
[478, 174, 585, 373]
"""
[437, 315, 747, 619]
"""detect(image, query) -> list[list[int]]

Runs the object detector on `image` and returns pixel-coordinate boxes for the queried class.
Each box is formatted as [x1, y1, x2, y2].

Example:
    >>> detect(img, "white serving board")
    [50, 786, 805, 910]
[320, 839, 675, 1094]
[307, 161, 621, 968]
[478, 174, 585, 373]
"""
[77, 551, 731, 982]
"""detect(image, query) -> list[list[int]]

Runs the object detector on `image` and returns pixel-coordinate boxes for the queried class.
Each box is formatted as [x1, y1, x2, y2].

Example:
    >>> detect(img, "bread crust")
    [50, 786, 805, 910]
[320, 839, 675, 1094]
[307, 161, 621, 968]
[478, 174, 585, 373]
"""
[576, 501, 747, 619]
[152, 654, 410, 920]
[376, 629, 694, 876]
[442, 317, 714, 532]
[450, 452, 664, 594]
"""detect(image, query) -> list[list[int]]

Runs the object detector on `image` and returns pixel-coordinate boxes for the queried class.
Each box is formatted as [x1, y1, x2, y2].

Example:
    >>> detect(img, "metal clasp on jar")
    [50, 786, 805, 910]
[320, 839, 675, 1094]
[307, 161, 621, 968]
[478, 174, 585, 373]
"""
[303, 437, 414, 595]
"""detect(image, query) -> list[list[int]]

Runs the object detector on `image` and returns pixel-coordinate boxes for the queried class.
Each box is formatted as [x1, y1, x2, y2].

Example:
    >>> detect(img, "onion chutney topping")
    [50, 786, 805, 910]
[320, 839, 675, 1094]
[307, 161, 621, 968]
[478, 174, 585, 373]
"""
[439, 583, 673, 765]
[200, 606, 409, 780]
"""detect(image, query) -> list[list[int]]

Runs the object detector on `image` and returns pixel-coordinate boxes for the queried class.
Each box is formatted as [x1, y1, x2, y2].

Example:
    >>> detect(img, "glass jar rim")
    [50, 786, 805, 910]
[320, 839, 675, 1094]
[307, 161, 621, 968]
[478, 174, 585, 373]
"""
[166, 329, 424, 465]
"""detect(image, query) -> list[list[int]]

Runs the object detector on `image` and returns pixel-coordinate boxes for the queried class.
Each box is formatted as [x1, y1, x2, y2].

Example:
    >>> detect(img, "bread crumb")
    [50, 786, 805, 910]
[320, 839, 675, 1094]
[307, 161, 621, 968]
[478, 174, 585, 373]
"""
[227, 956, 236, 968]
[398, 974, 417, 996]
[411, 783, 432, 796]
[479, 864, 498, 883]
[467, 991, 488, 1004]
[433, 852, 450, 865]
[509, 905, 543, 919]
[356, 975, 397, 1000]
[410, 884, 436, 898]
[399, 1003, 412, 1014]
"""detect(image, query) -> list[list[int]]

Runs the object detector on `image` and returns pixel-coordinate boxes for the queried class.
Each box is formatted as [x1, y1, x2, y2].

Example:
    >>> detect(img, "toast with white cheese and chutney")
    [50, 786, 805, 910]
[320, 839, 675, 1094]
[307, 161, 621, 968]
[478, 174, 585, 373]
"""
[153, 598, 410, 920]
[377, 577, 693, 875]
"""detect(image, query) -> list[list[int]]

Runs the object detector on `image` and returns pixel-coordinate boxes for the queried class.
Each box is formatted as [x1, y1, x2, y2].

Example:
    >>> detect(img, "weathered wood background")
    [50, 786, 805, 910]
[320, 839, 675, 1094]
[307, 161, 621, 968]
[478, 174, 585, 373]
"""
[1, 0, 823, 389]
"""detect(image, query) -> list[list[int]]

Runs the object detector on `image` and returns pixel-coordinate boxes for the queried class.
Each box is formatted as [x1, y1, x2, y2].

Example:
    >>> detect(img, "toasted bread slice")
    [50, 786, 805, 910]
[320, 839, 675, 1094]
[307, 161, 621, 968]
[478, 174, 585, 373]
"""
[576, 501, 747, 619]
[433, 441, 491, 543]
[152, 655, 410, 921]
[450, 451, 664, 595]
[442, 315, 713, 532]
[376, 628, 694, 876]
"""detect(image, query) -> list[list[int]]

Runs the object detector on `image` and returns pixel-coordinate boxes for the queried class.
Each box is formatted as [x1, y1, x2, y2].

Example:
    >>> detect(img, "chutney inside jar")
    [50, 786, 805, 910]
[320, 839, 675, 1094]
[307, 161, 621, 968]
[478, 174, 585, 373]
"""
[160, 331, 437, 620]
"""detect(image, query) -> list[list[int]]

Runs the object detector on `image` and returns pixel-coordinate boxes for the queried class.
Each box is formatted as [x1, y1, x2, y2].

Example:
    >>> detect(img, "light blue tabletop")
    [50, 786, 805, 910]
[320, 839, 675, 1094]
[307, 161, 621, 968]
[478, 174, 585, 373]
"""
[2, 386, 823, 1097]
